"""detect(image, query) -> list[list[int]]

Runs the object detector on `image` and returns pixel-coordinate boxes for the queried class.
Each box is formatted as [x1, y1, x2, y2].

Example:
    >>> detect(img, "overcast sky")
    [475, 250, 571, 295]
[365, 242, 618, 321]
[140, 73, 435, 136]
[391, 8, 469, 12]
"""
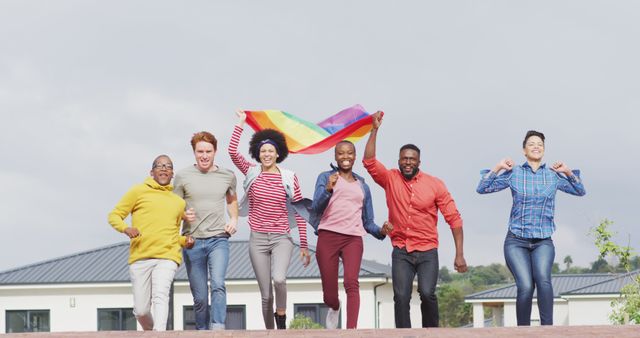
[1, 1, 638, 273]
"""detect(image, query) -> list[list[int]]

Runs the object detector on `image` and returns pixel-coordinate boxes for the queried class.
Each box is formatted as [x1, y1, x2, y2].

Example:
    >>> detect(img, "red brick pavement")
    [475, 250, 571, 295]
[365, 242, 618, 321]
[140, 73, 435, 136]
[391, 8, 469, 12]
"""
[3, 326, 639, 338]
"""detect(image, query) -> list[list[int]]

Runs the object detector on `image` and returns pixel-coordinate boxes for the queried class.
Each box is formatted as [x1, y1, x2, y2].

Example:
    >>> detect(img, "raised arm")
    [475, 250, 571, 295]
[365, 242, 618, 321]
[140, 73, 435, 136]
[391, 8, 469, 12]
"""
[228, 111, 254, 175]
[476, 158, 514, 194]
[362, 111, 390, 187]
[551, 161, 586, 196]
[364, 111, 383, 160]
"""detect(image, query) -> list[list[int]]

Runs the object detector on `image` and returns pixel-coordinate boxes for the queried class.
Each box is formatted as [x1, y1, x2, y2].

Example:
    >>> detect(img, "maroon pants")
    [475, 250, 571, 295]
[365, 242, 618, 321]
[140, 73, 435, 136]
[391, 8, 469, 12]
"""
[316, 230, 363, 329]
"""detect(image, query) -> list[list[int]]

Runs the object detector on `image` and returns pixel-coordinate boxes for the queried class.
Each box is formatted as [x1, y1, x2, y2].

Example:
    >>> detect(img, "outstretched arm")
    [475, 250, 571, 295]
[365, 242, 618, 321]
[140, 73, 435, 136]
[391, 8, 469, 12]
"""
[364, 111, 383, 160]
[362, 111, 390, 187]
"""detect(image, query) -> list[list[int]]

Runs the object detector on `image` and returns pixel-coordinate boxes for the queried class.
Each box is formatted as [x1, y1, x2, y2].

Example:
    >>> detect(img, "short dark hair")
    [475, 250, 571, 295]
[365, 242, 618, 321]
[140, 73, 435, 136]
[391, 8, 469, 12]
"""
[335, 140, 355, 152]
[249, 129, 289, 163]
[522, 130, 545, 148]
[399, 143, 421, 156]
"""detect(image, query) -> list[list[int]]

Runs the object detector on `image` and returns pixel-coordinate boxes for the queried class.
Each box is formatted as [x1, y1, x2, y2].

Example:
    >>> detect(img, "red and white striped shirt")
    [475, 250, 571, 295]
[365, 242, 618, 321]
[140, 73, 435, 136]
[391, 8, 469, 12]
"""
[229, 125, 308, 248]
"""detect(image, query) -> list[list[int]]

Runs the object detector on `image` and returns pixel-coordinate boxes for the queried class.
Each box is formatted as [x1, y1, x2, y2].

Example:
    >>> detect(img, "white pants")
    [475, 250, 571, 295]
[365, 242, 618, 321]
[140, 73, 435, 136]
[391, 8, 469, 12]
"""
[129, 259, 178, 331]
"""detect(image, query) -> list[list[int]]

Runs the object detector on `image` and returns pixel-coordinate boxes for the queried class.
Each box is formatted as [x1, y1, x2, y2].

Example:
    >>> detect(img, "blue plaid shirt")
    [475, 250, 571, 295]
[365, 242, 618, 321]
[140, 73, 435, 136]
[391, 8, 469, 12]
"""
[476, 163, 586, 239]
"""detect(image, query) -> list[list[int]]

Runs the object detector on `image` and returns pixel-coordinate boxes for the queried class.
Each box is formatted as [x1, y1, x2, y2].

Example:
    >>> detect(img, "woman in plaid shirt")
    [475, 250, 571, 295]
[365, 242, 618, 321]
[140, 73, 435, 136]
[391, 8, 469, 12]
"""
[476, 130, 586, 326]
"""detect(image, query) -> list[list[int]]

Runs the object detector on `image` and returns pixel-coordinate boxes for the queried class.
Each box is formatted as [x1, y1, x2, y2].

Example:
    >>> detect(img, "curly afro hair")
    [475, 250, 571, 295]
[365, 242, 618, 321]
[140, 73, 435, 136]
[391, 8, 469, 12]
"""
[249, 128, 289, 163]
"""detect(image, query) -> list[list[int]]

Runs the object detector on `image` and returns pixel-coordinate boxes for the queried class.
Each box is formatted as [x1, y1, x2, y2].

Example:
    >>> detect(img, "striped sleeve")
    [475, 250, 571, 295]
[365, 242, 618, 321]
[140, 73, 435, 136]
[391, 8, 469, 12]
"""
[228, 125, 254, 175]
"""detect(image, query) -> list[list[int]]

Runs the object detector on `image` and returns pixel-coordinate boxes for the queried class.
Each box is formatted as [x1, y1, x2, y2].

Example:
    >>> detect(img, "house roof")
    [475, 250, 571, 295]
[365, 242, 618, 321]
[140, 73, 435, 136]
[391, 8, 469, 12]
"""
[465, 272, 638, 300]
[563, 270, 640, 295]
[0, 241, 391, 286]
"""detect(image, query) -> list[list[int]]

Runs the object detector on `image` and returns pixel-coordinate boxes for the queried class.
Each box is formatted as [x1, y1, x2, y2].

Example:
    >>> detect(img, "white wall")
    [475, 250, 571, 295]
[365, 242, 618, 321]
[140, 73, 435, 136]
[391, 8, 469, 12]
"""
[471, 297, 605, 328]
[0, 278, 402, 333]
[566, 297, 614, 325]
[0, 284, 133, 333]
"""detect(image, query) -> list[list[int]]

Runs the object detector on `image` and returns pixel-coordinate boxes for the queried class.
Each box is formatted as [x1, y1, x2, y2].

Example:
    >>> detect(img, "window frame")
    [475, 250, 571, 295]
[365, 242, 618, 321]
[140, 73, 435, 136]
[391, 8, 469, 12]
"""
[5, 309, 50, 333]
[182, 304, 246, 330]
[96, 307, 136, 331]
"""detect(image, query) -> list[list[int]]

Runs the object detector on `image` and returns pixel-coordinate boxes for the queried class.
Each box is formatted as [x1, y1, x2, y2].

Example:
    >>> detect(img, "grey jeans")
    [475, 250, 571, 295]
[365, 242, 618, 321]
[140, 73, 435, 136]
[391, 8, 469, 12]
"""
[249, 231, 295, 329]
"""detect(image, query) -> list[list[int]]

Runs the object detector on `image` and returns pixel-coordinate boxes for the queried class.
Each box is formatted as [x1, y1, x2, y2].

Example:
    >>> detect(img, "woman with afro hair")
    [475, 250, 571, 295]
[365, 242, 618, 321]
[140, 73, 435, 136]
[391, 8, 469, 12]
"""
[228, 110, 311, 330]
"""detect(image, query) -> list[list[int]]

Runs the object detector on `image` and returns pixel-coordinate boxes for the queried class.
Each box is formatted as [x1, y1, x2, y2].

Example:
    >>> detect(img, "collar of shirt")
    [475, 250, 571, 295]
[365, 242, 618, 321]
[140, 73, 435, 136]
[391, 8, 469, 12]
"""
[522, 162, 546, 173]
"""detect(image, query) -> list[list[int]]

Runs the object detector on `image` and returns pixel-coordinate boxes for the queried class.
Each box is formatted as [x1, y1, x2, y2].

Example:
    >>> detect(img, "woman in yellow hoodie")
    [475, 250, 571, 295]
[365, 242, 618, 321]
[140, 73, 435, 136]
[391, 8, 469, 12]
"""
[108, 155, 194, 331]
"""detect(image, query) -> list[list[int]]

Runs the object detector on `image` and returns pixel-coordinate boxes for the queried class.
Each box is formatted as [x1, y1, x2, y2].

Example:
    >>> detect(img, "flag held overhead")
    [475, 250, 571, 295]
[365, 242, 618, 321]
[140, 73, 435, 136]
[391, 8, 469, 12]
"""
[244, 104, 375, 154]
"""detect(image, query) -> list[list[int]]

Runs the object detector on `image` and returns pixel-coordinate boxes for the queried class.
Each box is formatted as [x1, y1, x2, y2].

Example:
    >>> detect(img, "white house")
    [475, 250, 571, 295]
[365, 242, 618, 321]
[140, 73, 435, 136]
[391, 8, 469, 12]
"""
[465, 270, 640, 327]
[0, 241, 426, 333]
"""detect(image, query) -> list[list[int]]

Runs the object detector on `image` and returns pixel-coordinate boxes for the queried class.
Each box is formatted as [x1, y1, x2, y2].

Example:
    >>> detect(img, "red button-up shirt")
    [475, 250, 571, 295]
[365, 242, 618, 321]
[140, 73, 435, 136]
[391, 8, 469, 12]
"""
[363, 157, 462, 253]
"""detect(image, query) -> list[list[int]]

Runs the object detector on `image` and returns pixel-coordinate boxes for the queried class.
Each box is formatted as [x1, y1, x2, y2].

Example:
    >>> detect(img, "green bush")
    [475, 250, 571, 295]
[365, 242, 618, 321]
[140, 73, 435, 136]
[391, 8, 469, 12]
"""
[288, 313, 323, 329]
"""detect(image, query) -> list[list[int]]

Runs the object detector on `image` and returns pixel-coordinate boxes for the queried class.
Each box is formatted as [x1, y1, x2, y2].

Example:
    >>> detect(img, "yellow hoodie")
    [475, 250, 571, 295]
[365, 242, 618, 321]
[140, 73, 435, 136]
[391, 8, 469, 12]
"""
[108, 177, 187, 265]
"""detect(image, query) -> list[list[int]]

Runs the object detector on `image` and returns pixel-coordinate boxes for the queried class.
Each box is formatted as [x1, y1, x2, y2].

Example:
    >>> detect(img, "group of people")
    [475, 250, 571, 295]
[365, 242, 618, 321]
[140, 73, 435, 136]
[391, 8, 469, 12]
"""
[108, 111, 585, 331]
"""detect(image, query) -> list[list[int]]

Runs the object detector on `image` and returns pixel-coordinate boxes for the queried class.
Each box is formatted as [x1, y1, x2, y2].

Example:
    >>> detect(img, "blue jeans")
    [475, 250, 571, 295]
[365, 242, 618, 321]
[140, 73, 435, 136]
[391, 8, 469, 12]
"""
[391, 247, 439, 328]
[504, 231, 555, 326]
[183, 236, 229, 330]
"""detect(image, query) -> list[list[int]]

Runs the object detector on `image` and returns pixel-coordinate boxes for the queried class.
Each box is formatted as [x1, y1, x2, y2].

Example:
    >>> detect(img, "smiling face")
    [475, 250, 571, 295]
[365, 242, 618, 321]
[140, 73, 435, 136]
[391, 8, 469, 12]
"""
[194, 141, 215, 172]
[259, 143, 278, 168]
[150, 156, 174, 186]
[523, 135, 545, 162]
[335, 142, 356, 172]
[398, 149, 421, 179]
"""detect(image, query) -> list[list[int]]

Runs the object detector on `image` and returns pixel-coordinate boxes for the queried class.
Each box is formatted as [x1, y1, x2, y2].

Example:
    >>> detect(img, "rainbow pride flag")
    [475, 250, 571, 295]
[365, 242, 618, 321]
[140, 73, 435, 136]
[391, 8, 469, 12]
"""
[244, 104, 375, 154]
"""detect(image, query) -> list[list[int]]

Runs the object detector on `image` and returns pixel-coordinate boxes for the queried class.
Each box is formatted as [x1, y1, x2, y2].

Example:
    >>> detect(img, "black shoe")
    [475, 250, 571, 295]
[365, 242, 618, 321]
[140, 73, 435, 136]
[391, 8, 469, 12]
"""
[274, 312, 286, 330]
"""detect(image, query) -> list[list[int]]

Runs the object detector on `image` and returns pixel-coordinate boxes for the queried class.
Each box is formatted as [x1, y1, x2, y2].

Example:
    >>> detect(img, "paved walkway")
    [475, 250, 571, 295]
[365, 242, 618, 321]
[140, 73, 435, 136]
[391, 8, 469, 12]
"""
[4, 326, 639, 338]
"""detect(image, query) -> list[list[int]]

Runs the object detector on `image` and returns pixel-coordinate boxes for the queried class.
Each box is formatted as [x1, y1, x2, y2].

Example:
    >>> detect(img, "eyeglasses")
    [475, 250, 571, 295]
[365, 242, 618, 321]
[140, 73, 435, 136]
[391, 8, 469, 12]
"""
[153, 163, 174, 170]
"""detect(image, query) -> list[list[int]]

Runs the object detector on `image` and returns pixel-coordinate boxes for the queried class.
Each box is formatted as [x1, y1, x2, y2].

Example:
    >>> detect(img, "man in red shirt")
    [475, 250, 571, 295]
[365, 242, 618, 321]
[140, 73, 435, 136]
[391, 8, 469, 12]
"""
[363, 112, 468, 328]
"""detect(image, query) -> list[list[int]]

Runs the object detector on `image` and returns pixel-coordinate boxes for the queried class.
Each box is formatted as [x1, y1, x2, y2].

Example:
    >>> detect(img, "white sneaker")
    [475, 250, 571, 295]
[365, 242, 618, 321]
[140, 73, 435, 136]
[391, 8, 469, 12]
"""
[325, 301, 340, 329]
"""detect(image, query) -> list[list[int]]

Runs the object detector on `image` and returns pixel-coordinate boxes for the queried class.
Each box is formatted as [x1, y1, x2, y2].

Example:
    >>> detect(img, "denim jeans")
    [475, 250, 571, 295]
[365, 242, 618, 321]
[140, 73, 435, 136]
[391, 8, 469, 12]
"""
[391, 247, 439, 328]
[183, 236, 230, 330]
[504, 231, 555, 326]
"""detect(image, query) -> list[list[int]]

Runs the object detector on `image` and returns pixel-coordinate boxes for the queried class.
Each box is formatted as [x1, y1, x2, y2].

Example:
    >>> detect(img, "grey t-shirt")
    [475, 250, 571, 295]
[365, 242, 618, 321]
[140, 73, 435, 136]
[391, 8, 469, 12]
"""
[173, 165, 237, 238]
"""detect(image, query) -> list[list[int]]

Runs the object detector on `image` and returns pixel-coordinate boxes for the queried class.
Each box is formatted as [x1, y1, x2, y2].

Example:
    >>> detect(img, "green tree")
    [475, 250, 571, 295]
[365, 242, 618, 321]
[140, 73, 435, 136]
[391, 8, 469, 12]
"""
[466, 264, 512, 288]
[590, 219, 640, 324]
[439, 266, 452, 283]
[288, 313, 323, 329]
[590, 257, 614, 273]
[437, 283, 472, 327]
[563, 255, 573, 271]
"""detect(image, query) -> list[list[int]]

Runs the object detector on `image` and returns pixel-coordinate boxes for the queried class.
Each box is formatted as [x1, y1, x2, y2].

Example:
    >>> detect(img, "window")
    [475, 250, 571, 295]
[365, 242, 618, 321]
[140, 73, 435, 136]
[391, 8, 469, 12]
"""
[294, 303, 340, 328]
[6, 310, 50, 333]
[183, 305, 246, 330]
[97, 308, 136, 331]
